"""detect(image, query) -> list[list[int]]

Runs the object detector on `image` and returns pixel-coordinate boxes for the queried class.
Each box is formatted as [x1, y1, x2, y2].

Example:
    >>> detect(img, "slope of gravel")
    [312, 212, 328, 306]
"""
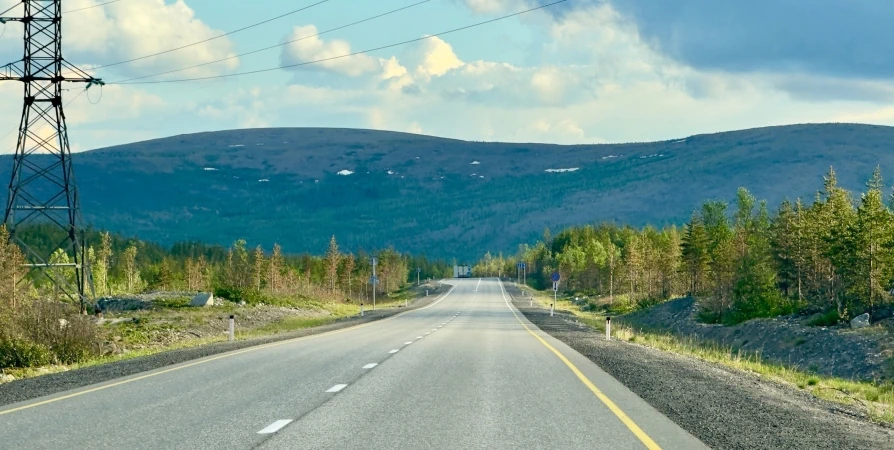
[504, 283, 894, 450]
[0, 291, 444, 408]
[620, 297, 893, 382]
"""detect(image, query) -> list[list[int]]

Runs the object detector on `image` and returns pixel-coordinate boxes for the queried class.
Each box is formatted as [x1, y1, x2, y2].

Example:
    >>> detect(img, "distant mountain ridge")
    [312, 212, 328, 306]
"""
[2, 123, 893, 260]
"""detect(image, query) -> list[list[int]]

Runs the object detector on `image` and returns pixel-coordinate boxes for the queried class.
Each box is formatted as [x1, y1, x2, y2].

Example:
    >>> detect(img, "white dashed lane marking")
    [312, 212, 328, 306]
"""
[362, 363, 378, 369]
[389, 349, 400, 354]
[326, 384, 348, 393]
[416, 336, 423, 339]
[404, 341, 412, 345]
[258, 420, 292, 434]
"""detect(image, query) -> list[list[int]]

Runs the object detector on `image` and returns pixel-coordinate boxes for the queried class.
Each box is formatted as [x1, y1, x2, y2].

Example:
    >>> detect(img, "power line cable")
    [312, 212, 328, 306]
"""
[94, 0, 330, 70]
[115, 0, 568, 85]
[115, 0, 433, 84]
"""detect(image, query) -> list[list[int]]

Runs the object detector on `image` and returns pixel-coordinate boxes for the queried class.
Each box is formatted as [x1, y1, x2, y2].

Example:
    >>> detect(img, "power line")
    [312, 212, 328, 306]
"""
[115, 0, 433, 84]
[115, 0, 569, 85]
[94, 0, 331, 70]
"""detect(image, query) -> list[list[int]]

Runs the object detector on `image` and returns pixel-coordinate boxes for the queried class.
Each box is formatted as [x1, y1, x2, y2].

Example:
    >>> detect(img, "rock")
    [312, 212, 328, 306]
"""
[0, 374, 16, 383]
[190, 292, 214, 307]
[850, 313, 871, 329]
[58, 318, 68, 329]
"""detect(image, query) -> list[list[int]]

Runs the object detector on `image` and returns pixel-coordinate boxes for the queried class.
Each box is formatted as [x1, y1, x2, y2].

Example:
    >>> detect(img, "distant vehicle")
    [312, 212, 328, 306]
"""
[453, 265, 472, 278]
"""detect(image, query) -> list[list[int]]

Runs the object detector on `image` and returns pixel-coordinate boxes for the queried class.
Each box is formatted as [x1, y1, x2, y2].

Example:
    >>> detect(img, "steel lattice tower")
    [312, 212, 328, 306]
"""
[1, 1, 101, 311]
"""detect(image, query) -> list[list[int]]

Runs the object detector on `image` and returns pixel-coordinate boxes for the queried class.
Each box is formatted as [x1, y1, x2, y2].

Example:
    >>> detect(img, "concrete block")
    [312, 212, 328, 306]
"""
[190, 292, 214, 307]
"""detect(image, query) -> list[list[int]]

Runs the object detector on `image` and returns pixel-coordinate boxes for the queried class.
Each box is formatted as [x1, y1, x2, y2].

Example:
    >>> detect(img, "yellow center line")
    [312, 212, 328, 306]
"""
[497, 279, 662, 450]
[0, 284, 457, 416]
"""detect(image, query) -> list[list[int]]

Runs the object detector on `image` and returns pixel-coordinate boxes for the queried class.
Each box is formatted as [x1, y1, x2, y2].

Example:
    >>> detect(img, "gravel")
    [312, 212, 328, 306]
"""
[0, 293, 442, 408]
[504, 284, 894, 450]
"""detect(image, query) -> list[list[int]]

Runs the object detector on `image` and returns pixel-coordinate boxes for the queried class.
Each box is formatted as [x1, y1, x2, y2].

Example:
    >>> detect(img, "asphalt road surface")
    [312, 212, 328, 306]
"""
[0, 279, 708, 449]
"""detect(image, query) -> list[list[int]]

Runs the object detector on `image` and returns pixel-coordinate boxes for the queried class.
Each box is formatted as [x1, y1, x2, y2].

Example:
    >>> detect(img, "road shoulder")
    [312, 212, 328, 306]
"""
[0, 291, 446, 408]
[502, 282, 894, 450]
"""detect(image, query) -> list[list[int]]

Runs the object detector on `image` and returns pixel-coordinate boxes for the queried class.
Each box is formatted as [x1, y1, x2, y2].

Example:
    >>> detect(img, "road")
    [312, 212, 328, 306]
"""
[0, 278, 707, 449]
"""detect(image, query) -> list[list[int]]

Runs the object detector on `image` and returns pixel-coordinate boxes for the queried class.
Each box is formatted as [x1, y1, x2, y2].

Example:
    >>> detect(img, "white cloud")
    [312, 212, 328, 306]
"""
[400, 37, 464, 78]
[280, 25, 385, 77]
[0, 0, 239, 78]
[461, 0, 528, 14]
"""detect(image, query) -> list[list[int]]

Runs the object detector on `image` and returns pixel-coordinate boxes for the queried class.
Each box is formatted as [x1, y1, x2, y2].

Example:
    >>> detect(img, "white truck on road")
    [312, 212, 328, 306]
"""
[453, 265, 472, 278]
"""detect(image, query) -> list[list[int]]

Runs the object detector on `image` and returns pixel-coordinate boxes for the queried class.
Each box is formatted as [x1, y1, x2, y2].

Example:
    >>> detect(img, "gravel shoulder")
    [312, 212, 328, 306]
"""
[503, 283, 894, 450]
[0, 287, 447, 408]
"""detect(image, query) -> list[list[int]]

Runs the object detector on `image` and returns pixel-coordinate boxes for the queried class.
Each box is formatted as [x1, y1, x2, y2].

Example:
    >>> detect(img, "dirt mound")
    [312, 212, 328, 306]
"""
[620, 298, 894, 382]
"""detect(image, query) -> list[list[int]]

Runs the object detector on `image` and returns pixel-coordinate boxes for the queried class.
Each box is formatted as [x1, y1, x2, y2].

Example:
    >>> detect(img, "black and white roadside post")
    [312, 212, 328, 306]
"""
[523, 262, 527, 286]
[371, 257, 378, 311]
[606, 316, 612, 341]
[551, 271, 560, 317]
[228, 315, 235, 342]
[360, 302, 364, 317]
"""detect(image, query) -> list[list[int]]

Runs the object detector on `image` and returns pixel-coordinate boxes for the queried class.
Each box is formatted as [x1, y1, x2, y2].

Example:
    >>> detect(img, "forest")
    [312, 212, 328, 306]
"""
[476, 167, 894, 325]
[0, 228, 452, 369]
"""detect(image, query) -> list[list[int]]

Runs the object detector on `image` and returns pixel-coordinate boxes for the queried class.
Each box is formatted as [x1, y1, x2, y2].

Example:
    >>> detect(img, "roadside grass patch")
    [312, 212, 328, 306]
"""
[243, 316, 341, 337]
[611, 326, 894, 425]
[519, 285, 894, 425]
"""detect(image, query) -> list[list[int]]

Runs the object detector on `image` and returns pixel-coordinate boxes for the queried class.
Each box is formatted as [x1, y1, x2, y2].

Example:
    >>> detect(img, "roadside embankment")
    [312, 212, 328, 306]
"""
[0, 281, 451, 407]
[620, 296, 893, 382]
[503, 281, 894, 450]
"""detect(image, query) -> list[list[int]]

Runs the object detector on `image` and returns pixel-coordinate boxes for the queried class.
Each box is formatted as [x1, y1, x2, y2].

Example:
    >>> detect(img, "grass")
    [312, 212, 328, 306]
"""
[1, 291, 424, 383]
[521, 285, 894, 425]
[612, 326, 894, 424]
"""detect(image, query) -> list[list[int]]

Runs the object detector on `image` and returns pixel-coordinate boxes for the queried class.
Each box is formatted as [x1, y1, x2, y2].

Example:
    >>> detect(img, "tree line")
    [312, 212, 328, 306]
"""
[481, 167, 894, 324]
[1, 228, 454, 309]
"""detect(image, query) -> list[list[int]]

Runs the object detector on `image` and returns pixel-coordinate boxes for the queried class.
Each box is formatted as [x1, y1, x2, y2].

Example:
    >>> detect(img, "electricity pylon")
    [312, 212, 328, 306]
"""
[1, 1, 103, 312]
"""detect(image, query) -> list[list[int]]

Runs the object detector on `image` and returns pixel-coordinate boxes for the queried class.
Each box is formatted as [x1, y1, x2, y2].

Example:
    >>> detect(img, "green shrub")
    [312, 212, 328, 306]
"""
[0, 337, 53, 369]
[807, 310, 842, 327]
[213, 286, 268, 305]
[17, 301, 103, 365]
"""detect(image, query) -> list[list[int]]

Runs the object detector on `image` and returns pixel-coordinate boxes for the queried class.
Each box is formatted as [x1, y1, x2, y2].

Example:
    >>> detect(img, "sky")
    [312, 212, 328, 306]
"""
[1, 0, 893, 152]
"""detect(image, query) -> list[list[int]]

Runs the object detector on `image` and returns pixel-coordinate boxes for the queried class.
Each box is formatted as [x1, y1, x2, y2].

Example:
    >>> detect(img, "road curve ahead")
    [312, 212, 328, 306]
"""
[0, 278, 707, 450]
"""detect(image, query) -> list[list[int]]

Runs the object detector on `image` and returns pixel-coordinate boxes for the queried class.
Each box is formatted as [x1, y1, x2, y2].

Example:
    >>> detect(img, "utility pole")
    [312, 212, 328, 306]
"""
[1, 1, 103, 313]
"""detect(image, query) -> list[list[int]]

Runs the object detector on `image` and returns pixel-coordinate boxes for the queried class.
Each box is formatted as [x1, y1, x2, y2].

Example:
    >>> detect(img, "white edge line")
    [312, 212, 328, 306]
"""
[258, 419, 293, 434]
[326, 384, 348, 393]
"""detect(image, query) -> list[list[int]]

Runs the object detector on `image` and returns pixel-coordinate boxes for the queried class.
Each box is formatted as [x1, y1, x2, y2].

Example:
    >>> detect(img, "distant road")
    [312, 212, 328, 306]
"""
[0, 279, 706, 449]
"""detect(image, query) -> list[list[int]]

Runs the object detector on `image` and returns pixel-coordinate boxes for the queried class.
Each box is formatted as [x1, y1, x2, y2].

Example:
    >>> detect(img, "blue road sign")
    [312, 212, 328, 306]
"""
[369, 276, 378, 284]
[551, 271, 560, 282]
[517, 262, 526, 269]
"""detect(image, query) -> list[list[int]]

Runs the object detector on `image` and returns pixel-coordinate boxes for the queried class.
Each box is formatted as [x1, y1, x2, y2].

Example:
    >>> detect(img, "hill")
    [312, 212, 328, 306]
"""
[2, 123, 893, 259]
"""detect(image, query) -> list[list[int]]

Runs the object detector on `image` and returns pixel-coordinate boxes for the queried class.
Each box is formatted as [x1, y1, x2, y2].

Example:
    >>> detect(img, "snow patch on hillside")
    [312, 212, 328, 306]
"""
[471, 161, 480, 165]
[228, 144, 244, 148]
[337, 170, 354, 176]
[203, 167, 218, 171]
[601, 155, 620, 160]
[258, 179, 269, 182]
[387, 170, 395, 175]
[545, 168, 579, 173]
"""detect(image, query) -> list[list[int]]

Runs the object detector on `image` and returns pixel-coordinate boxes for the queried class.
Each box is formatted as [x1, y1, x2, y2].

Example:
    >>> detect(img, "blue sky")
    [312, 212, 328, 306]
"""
[1, 0, 894, 152]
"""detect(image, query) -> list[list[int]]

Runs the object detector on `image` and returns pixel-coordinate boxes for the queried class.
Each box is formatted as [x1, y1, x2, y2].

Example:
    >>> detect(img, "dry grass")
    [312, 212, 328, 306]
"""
[615, 327, 894, 424]
[523, 287, 894, 425]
